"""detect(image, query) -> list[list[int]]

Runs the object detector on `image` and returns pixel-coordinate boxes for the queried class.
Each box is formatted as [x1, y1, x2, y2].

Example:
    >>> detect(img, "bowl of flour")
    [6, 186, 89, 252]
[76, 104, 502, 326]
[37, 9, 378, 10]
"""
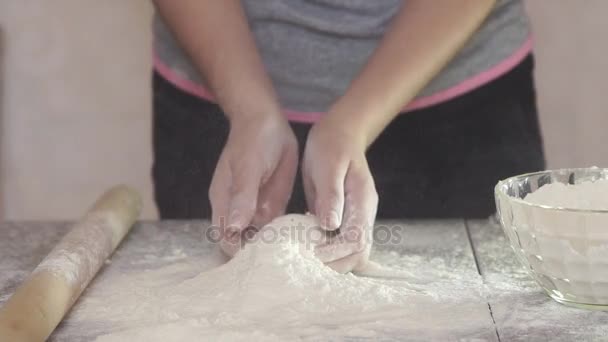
[495, 167, 608, 310]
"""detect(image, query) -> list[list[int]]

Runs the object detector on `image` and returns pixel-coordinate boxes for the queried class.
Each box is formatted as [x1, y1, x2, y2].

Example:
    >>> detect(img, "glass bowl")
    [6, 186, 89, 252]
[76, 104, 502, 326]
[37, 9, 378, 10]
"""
[495, 168, 608, 310]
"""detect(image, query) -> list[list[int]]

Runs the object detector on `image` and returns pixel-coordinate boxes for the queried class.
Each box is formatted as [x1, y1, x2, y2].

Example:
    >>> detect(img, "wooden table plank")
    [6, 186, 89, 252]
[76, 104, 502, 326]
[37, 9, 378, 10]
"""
[371, 220, 499, 341]
[1, 220, 497, 341]
[467, 218, 608, 342]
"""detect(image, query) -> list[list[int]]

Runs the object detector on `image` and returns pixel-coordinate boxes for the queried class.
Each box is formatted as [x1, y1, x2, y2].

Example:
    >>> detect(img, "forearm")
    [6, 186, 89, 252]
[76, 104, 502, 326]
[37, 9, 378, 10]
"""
[154, 0, 281, 121]
[324, 0, 496, 148]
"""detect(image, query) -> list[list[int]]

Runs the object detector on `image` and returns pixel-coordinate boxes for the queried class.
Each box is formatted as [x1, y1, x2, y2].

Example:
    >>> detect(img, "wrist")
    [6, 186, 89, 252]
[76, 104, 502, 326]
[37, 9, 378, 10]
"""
[228, 109, 293, 146]
[226, 101, 285, 129]
[320, 105, 378, 151]
[226, 104, 282, 124]
[218, 83, 283, 124]
[314, 111, 368, 153]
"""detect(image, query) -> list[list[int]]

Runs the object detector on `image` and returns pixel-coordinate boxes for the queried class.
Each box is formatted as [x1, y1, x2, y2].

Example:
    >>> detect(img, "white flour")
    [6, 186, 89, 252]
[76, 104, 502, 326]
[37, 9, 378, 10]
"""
[520, 179, 608, 304]
[63, 215, 489, 341]
[525, 179, 608, 210]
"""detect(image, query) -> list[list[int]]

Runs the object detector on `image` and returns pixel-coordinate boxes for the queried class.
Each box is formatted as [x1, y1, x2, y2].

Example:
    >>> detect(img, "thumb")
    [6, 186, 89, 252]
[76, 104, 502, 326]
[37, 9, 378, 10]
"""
[314, 166, 347, 231]
[227, 165, 262, 232]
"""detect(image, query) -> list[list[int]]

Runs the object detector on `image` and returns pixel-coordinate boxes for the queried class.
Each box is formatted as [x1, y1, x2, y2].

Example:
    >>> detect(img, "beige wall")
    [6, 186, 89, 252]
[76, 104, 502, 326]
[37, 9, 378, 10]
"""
[526, 0, 608, 168]
[0, 1, 156, 219]
[0, 1, 606, 219]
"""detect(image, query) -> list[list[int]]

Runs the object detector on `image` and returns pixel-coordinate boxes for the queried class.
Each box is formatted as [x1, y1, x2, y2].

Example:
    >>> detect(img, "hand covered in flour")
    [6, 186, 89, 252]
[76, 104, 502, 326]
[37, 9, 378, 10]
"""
[302, 118, 378, 273]
[210, 114, 299, 257]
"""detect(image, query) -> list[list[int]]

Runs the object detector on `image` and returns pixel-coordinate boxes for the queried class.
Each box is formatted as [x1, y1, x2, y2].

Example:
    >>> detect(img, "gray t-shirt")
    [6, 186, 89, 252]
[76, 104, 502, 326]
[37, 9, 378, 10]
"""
[154, 0, 531, 113]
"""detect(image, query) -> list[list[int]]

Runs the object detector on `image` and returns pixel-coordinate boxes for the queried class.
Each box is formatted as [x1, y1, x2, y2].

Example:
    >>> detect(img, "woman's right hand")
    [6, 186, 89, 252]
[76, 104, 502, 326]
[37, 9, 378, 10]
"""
[210, 114, 299, 257]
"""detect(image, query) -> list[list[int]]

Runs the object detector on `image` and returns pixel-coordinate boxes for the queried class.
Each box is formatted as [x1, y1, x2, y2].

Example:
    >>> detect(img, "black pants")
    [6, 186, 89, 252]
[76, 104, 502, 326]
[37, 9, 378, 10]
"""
[152, 55, 545, 219]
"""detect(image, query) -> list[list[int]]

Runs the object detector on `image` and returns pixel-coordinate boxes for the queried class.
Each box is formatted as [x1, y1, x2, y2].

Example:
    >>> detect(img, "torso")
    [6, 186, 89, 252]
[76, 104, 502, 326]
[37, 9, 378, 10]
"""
[153, 0, 532, 120]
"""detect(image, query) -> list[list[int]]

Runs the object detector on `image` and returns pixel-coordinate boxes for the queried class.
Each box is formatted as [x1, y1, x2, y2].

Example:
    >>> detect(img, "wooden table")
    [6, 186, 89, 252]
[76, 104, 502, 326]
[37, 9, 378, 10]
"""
[1, 220, 606, 341]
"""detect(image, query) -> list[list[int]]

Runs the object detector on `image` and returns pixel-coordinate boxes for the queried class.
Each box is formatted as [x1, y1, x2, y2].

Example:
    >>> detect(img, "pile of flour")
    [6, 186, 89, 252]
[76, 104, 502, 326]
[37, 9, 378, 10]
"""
[65, 215, 487, 341]
[525, 179, 608, 210]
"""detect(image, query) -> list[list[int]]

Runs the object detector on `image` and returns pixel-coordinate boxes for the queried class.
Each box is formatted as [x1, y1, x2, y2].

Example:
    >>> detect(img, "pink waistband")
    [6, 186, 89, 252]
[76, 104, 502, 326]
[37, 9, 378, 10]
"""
[153, 36, 533, 124]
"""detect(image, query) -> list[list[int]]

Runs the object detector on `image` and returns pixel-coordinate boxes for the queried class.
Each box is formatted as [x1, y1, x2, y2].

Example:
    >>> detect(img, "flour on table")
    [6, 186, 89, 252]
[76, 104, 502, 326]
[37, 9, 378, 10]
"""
[64, 215, 488, 341]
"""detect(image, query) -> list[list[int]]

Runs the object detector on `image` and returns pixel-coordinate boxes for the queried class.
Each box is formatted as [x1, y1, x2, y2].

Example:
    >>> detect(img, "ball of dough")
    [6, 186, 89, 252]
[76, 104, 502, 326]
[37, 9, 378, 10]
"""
[259, 214, 368, 273]
[256, 214, 328, 251]
[219, 214, 328, 257]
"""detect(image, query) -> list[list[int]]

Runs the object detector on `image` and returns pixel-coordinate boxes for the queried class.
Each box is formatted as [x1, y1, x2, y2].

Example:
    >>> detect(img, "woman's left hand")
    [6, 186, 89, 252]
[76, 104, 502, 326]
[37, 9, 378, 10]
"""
[302, 117, 378, 273]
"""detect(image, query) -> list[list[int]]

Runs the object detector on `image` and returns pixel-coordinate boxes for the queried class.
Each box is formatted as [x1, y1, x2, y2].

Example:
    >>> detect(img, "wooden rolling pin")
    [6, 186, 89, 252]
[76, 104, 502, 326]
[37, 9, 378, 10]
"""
[0, 185, 142, 342]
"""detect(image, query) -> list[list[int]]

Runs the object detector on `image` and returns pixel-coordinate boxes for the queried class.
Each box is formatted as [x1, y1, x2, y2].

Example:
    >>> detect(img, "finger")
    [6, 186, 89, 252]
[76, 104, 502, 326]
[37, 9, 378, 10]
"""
[314, 220, 368, 262]
[227, 159, 263, 232]
[314, 162, 348, 231]
[325, 251, 365, 274]
[326, 241, 371, 274]
[252, 141, 298, 228]
[220, 224, 260, 257]
[209, 158, 241, 256]
[219, 233, 241, 257]
[314, 236, 359, 263]
[314, 163, 378, 263]
[302, 163, 317, 216]
[342, 162, 378, 246]
[209, 157, 231, 232]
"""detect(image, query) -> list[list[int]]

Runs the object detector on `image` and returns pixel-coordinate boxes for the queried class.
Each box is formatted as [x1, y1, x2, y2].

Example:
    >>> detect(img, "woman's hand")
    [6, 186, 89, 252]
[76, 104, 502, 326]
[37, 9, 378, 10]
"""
[212, 114, 298, 257]
[156, 1, 298, 258]
[302, 117, 379, 273]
